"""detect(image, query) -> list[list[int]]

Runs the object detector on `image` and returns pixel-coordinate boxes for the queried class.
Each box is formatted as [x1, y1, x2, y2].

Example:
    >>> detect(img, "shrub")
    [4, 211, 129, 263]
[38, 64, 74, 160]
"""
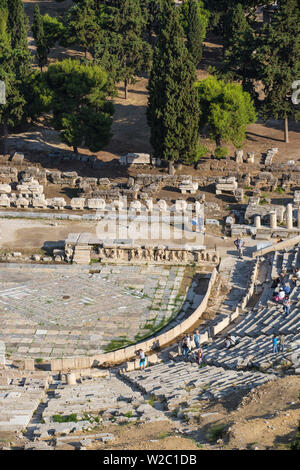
[291, 421, 300, 450]
[214, 146, 229, 159]
[207, 423, 227, 442]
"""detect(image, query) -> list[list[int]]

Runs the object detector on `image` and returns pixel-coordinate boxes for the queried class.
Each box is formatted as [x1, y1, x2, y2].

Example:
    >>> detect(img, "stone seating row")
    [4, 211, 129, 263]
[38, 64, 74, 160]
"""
[121, 361, 276, 410]
[0, 374, 49, 432]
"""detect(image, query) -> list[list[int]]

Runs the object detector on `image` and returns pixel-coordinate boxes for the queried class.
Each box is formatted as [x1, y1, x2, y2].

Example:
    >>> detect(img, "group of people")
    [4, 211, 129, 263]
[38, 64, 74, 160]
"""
[178, 330, 204, 365]
[272, 272, 291, 315]
[224, 334, 238, 349]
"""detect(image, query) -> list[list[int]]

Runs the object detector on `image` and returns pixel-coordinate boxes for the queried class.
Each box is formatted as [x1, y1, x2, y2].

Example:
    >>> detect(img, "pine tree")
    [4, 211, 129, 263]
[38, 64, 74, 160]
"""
[32, 5, 48, 71]
[44, 59, 114, 153]
[147, 0, 199, 162]
[64, 0, 101, 58]
[256, 0, 300, 143]
[95, 0, 152, 99]
[195, 76, 257, 148]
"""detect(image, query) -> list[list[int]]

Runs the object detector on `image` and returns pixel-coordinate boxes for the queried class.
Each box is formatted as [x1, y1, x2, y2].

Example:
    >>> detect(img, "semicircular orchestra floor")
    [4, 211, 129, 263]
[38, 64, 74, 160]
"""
[0, 264, 186, 359]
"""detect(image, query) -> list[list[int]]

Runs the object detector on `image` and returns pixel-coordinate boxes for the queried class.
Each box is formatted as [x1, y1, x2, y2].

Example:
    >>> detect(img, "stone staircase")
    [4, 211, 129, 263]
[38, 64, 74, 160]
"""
[72, 244, 91, 265]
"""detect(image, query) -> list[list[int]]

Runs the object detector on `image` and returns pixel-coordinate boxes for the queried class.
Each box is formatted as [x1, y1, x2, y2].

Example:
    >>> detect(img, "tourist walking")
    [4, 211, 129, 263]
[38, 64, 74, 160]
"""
[193, 330, 201, 349]
[279, 333, 285, 352]
[196, 347, 204, 365]
[234, 237, 245, 259]
[182, 337, 190, 357]
[283, 297, 291, 315]
[138, 349, 146, 371]
[272, 335, 278, 354]
[186, 334, 193, 351]
[292, 268, 300, 284]
[283, 284, 291, 296]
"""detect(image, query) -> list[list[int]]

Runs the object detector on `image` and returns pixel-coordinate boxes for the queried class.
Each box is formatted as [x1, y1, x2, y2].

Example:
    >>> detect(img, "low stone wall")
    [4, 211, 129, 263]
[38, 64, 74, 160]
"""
[252, 235, 300, 258]
[49, 268, 218, 372]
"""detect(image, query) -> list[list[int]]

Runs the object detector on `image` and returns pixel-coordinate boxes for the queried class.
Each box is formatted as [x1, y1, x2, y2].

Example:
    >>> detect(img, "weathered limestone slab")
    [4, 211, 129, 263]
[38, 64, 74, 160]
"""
[46, 197, 67, 209]
[70, 198, 85, 210]
[0, 184, 11, 194]
[87, 198, 106, 210]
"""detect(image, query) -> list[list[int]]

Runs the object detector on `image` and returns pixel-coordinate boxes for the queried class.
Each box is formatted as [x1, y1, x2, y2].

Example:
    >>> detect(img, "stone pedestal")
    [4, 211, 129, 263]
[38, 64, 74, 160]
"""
[67, 372, 76, 385]
[286, 204, 293, 230]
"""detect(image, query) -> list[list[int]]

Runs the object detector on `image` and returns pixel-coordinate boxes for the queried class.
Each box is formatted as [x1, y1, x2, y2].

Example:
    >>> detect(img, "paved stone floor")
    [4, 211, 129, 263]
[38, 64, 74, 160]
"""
[0, 264, 186, 359]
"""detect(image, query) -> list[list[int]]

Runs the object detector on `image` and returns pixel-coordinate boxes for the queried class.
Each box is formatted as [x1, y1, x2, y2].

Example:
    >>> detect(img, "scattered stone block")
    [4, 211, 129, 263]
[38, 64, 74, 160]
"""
[11, 152, 24, 165]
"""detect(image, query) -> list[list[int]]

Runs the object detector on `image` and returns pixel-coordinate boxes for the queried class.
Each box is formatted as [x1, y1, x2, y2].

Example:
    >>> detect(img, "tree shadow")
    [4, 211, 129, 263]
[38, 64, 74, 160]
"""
[246, 131, 284, 143]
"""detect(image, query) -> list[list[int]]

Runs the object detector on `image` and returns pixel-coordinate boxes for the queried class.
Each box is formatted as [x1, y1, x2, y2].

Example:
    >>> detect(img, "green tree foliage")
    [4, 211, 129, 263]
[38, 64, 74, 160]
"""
[255, 0, 300, 143]
[0, 0, 31, 152]
[64, 0, 102, 58]
[195, 76, 257, 148]
[203, 0, 269, 35]
[43, 59, 114, 152]
[179, 0, 209, 39]
[147, 0, 199, 162]
[185, 0, 209, 65]
[141, 0, 162, 44]
[95, 0, 152, 99]
[222, 3, 257, 97]
[6, 0, 28, 50]
[32, 5, 48, 71]
[42, 14, 65, 50]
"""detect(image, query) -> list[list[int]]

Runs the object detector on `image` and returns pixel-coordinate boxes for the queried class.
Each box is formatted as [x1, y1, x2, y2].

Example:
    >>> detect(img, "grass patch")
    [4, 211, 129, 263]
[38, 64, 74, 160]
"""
[147, 395, 157, 407]
[52, 413, 78, 423]
[207, 423, 227, 442]
[104, 337, 133, 352]
[157, 431, 173, 440]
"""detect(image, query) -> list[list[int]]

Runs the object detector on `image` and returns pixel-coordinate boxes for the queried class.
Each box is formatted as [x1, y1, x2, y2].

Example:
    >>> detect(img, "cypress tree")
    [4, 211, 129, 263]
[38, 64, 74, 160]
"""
[222, 3, 257, 98]
[147, 0, 199, 163]
[32, 5, 48, 71]
[7, 0, 28, 51]
[186, 0, 206, 66]
[0, 0, 31, 153]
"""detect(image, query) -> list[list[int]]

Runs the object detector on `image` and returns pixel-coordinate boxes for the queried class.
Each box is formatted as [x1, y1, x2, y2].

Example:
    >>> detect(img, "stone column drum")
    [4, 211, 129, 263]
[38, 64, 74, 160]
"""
[270, 211, 277, 229]
[286, 204, 293, 230]
[254, 215, 261, 229]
